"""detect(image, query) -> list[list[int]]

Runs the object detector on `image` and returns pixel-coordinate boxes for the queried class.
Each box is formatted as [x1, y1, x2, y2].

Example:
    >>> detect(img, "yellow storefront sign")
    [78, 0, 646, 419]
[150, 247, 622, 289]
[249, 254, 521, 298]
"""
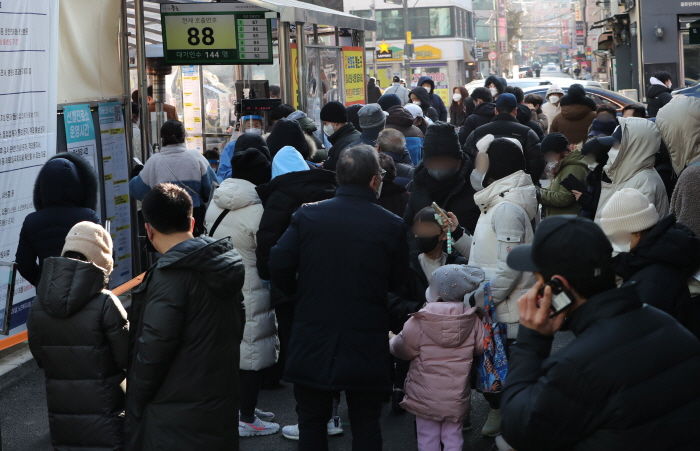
[414, 45, 442, 60]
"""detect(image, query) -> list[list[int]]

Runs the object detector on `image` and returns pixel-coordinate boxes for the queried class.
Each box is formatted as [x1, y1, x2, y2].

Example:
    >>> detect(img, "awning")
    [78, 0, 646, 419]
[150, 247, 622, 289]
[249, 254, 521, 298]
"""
[126, 0, 375, 49]
[598, 32, 613, 51]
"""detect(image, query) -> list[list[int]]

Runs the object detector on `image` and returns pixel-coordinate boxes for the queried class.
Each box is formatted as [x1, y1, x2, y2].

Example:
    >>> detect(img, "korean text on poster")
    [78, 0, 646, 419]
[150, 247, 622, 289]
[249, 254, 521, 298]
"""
[342, 47, 365, 106]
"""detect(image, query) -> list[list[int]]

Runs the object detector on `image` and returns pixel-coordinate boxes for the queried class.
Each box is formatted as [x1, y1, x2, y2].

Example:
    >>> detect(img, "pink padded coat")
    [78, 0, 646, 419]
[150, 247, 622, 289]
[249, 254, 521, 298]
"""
[390, 302, 485, 423]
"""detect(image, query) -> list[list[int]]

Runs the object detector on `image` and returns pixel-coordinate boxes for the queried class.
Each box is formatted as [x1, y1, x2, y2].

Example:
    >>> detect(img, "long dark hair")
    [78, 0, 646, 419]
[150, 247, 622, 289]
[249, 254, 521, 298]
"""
[450, 86, 473, 117]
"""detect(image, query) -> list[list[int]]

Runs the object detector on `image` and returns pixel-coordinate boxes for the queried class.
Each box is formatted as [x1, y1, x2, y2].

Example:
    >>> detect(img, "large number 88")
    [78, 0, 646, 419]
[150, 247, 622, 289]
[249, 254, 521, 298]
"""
[187, 27, 215, 46]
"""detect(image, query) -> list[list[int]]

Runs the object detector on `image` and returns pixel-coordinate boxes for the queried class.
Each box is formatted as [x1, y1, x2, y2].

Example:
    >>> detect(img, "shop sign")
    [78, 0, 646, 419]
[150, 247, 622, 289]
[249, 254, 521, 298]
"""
[342, 47, 365, 106]
[376, 42, 394, 60]
[415, 45, 442, 60]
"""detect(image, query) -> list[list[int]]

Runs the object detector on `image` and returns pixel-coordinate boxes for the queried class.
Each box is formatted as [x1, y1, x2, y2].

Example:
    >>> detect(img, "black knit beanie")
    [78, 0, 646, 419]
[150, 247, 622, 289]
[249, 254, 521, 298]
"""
[484, 138, 526, 183]
[266, 118, 309, 159]
[541, 133, 569, 155]
[378, 94, 402, 112]
[423, 121, 462, 160]
[235, 133, 271, 160]
[320, 101, 347, 123]
[346, 104, 363, 131]
[232, 147, 272, 186]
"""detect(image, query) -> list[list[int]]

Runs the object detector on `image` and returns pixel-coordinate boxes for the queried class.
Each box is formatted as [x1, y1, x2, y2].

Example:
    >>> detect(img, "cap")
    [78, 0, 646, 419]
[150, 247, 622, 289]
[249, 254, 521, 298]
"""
[404, 103, 424, 119]
[62, 221, 114, 275]
[496, 93, 517, 111]
[358, 103, 387, 129]
[425, 265, 485, 303]
[507, 216, 612, 280]
[598, 188, 659, 237]
[393, 75, 401, 82]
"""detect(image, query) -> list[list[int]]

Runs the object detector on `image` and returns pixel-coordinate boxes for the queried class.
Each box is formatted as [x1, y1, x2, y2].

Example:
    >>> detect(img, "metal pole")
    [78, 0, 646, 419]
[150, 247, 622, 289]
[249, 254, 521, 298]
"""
[134, 0, 150, 160]
[403, 0, 411, 84]
[371, 0, 377, 77]
[296, 21, 307, 113]
[278, 22, 292, 106]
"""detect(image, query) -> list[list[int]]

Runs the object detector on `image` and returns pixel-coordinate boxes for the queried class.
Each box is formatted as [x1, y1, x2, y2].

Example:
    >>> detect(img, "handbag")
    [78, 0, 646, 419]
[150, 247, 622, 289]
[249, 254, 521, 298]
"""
[475, 282, 509, 393]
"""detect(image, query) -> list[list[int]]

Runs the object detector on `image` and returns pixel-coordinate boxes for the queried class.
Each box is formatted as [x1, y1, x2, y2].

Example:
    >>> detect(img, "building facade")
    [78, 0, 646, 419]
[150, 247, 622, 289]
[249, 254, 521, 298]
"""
[348, 0, 477, 104]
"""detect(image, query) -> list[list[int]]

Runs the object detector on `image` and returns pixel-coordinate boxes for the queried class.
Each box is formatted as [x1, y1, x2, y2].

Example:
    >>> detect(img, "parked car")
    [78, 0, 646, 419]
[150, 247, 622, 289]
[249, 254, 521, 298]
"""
[522, 85, 636, 112]
[673, 82, 700, 98]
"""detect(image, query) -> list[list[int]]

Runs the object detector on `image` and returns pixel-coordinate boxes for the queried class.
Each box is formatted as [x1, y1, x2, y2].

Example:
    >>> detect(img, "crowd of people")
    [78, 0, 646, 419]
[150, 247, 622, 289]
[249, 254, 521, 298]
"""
[16, 73, 700, 451]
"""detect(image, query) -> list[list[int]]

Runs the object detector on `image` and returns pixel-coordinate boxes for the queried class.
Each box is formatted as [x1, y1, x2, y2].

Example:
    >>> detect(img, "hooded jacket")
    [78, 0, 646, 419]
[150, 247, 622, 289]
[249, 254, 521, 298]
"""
[324, 122, 362, 171]
[646, 82, 673, 118]
[517, 104, 545, 140]
[596, 117, 669, 220]
[205, 179, 279, 371]
[16, 152, 100, 286]
[390, 302, 485, 422]
[614, 215, 700, 318]
[410, 86, 440, 122]
[386, 105, 425, 164]
[417, 76, 448, 121]
[656, 95, 700, 176]
[405, 157, 481, 234]
[671, 164, 700, 238]
[256, 168, 337, 281]
[484, 75, 506, 95]
[501, 285, 700, 451]
[549, 85, 596, 145]
[458, 102, 496, 146]
[267, 118, 310, 159]
[468, 170, 538, 338]
[540, 150, 589, 216]
[125, 237, 245, 451]
[28, 257, 128, 451]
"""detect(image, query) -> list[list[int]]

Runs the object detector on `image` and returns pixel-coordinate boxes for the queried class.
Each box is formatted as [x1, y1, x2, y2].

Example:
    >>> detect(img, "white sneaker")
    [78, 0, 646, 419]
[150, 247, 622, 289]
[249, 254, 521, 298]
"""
[254, 408, 275, 421]
[281, 418, 344, 441]
[239, 417, 280, 437]
[481, 408, 501, 437]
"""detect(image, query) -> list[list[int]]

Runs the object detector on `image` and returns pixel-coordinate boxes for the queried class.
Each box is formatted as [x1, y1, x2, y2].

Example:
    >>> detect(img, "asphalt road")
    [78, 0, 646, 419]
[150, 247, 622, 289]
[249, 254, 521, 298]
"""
[1, 332, 574, 451]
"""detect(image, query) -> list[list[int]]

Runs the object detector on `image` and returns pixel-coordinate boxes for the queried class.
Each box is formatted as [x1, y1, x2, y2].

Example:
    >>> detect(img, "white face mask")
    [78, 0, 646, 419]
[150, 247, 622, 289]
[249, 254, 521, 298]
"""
[413, 100, 421, 106]
[375, 180, 383, 199]
[470, 169, 486, 192]
[453, 93, 462, 102]
[323, 124, 336, 137]
[244, 127, 262, 136]
[607, 148, 620, 166]
[489, 87, 498, 97]
[587, 161, 599, 171]
[610, 236, 631, 254]
[549, 95, 561, 105]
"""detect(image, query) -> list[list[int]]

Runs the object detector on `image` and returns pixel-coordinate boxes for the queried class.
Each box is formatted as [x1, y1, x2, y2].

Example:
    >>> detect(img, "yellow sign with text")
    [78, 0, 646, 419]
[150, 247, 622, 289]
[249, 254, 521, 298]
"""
[342, 47, 365, 106]
[415, 45, 442, 60]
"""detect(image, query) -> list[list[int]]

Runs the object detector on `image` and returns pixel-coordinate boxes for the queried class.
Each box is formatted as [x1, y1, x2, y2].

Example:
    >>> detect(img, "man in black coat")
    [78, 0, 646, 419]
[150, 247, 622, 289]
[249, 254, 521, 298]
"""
[458, 87, 495, 146]
[418, 76, 448, 122]
[405, 122, 481, 234]
[321, 101, 362, 171]
[463, 93, 544, 185]
[270, 145, 409, 451]
[502, 216, 700, 451]
[125, 183, 245, 451]
[646, 71, 674, 118]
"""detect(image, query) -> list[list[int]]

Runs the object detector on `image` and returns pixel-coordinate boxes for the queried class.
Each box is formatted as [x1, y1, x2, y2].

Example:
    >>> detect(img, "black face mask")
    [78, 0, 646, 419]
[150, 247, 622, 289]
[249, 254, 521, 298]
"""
[416, 235, 441, 254]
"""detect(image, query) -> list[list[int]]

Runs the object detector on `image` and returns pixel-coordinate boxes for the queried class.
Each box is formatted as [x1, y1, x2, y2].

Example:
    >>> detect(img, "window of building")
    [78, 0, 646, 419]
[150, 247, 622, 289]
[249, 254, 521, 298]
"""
[473, 0, 495, 9]
[351, 7, 454, 39]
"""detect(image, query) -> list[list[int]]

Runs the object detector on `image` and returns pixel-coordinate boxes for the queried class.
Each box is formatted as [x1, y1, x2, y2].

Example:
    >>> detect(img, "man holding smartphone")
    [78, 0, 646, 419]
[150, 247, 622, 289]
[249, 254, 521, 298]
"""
[501, 215, 700, 451]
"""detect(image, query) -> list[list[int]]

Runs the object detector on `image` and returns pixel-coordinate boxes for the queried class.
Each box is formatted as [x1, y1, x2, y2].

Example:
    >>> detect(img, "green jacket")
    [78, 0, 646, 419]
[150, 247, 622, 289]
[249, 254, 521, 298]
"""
[540, 150, 589, 216]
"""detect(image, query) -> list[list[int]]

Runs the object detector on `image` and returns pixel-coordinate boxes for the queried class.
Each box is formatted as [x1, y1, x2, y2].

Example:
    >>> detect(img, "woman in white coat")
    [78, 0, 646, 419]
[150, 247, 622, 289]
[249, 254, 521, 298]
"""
[205, 145, 281, 437]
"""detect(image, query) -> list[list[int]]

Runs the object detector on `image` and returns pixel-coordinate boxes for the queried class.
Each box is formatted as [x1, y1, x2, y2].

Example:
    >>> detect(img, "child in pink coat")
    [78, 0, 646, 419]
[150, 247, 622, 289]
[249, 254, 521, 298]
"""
[390, 265, 486, 451]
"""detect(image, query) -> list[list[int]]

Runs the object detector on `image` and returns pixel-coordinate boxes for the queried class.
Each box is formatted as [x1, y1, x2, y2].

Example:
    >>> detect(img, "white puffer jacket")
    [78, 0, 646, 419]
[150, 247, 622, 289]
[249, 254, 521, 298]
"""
[596, 117, 669, 221]
[468, 170, 538, 338]
[205, 178, 279, 371]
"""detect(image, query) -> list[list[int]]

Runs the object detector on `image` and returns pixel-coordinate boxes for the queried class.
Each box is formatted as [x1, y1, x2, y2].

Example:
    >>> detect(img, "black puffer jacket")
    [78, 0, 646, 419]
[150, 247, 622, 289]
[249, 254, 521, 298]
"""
[410, 86, 440, 122]
[418, 76, 448, 122]
[614, 215, 700, 318]
[517, 104, 545, 140]
[269, 185, 409, 392]
[502, 285, 700, 451]
[458, 102, 496, 146]
[16, 152, 99, 285]
[125, 237, 245, 451]
[404, 158, 480, 234]
[28, 257, 128, 451]
[256, 169, 337, 281]
[647, 84, 673, 118]
[324, 123, 362, 171]
[463, 113, 544, 185]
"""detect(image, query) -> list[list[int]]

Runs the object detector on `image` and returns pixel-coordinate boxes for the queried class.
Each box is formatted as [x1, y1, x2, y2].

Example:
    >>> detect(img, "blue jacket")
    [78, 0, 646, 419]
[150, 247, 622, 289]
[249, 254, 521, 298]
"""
[269, 185, 409, 391]
[418, 76, 447, 122]
[16, 152, 100, 286]
[217, 140, 236, 181]
[405, 137, 423, 165]
[129, 143, 216, 208]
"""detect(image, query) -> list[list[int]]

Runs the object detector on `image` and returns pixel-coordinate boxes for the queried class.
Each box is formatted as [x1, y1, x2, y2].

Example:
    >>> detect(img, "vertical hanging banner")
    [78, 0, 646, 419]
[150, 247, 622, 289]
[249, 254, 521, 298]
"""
[181, 65, 204, 153]
[342, 47, 365, 106]
[290, 44, 299, 109]
[98, 102, 133, 288]
[63, 103, 100, 220]
[0, 0, 58, 341]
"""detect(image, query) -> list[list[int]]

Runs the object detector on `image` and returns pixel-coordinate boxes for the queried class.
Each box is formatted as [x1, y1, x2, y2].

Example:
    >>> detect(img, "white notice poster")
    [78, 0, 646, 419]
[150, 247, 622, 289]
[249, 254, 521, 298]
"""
[181, 65, 204, 152]
[0, 0, 58, 338]
[98, 102, 133, 288]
